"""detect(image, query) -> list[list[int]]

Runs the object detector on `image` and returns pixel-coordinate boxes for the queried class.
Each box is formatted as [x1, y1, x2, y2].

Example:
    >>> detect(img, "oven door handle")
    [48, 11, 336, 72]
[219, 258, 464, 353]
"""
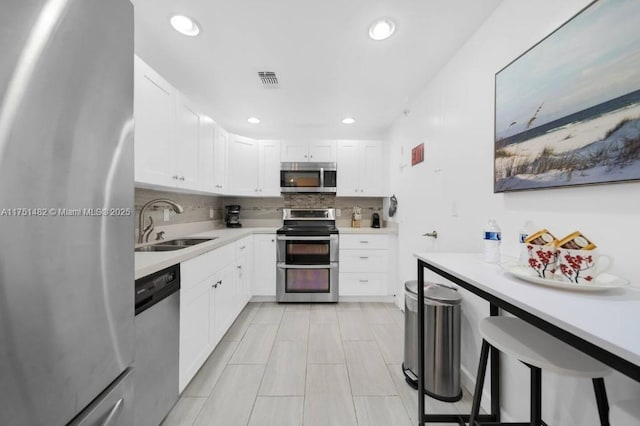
[276, 235, 338, 241]
[276, 262, 338, 269]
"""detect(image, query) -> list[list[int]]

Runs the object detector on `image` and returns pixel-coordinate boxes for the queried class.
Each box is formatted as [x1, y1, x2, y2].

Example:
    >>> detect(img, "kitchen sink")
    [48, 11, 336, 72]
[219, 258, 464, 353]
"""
[135, 237, 217, 252]
[161, 238, 216, 246]
[135, 245, 184, 252]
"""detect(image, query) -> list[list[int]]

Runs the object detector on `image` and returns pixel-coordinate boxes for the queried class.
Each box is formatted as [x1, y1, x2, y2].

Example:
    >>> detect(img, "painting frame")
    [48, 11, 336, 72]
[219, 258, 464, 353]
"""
[494, 0, 640, 193]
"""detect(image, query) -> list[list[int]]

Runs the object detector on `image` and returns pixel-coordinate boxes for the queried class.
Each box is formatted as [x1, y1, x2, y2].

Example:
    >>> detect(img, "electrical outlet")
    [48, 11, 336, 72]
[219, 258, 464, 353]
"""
[336, 209, 341, 217]
[209, 208, 214, 219]
[163, 208, 170, 222]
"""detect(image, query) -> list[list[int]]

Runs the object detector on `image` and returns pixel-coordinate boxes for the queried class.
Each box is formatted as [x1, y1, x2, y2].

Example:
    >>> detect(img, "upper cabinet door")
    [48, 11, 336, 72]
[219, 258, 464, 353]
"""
[258, 140, 281, 196]
[213, 126, 228, 193]
[134, 56, 176, 187]
[198, 118, 215, 193]
[359, 140, 386, 196]
[280, 140, 308, 162]
[227, 134, 259, 195]
[337, 140, 387, 196]
[175, 94, 200, 188]
[308, 140, 337, 162]
[336, 140, 360, 196]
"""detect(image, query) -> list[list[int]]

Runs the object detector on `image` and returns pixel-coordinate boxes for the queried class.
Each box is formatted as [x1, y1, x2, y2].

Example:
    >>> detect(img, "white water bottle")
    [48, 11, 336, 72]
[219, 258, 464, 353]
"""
[518, 220, 536, 265]
[483, 219, 501, 263]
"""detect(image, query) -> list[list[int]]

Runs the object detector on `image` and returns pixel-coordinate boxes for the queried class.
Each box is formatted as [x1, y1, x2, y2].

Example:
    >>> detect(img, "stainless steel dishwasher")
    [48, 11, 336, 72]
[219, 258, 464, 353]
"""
[134, 264, 180, 426]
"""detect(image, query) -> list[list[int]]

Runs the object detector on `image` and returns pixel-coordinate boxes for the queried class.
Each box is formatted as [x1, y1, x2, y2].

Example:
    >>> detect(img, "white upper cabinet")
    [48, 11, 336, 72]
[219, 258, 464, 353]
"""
[258, 140, 281, 196]
[212, 126, 228, 193]
[198, 118, 215, 193]
[175, 93, 200, 188]
[227, 134, 259, 196]
[228, 135, 280, 196]
[134, 55, 204, 192]
[134, 55, 176, 187]
[280, 140, 308, 162]
[337, 140, 387, 196]
[281, 140, 336, 162]
[199, 119, 227, 194]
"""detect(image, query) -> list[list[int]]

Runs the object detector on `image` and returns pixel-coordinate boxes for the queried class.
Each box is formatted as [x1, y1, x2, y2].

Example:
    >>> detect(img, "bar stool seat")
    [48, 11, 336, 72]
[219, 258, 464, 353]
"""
[470, 317, 611, 426]
[610, 400, 640, 425]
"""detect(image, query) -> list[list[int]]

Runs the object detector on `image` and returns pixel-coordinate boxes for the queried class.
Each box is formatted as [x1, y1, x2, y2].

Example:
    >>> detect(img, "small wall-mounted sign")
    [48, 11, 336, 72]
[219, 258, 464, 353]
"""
[411, 143, 424, 166]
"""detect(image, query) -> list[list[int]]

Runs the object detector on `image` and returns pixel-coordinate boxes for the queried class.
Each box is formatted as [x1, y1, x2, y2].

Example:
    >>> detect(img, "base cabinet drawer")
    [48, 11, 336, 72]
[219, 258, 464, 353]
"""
[339, 273, 386, 296]
[339, 250, 389, 273]
[340, 234, 389, 250]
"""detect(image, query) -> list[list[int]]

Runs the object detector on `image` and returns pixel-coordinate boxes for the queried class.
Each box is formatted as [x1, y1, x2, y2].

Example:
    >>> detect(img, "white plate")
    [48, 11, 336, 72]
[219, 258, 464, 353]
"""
[500, 262, 630, 292]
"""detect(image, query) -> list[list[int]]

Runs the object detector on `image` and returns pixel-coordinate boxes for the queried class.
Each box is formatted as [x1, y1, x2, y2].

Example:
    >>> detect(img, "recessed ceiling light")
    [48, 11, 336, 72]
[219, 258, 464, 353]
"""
[342, 117, 355, 124]
[170, 15, 200, 37]
[369, 19, 395, 41]
[247, 117, 261, 124]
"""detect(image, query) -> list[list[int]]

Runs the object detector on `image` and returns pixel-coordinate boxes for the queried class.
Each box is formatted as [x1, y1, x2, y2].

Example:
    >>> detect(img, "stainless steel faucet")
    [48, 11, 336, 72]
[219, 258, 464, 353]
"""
[137, 199, 184, 243]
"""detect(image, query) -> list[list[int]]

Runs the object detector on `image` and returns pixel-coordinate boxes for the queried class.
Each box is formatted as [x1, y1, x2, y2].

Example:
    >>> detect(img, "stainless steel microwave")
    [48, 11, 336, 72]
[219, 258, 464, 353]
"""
[280, 162, 337, 193]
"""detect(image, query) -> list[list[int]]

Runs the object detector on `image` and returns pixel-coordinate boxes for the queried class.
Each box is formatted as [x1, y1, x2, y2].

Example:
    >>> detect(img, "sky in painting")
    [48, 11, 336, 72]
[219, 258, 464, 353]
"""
[495, 0, 640, 139]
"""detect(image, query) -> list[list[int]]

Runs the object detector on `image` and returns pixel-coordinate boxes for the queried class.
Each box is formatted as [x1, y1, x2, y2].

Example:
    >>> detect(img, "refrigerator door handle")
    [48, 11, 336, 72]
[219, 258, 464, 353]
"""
[101, 398, 123, 426]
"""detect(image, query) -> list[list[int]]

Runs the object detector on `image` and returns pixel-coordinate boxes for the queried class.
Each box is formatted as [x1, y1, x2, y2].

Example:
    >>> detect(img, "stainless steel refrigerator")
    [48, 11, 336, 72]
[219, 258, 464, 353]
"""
[0, 0, 134, 425]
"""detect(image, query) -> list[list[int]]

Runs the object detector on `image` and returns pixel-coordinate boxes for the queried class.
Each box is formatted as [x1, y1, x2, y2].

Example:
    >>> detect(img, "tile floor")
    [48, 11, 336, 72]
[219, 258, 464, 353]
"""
[163, 302, 475, 426]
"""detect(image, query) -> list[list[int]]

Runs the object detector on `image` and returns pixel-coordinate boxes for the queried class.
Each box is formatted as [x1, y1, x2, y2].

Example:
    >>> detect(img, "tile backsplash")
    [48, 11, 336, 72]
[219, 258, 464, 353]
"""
[135, 188, 385, 241]
[224, 193, 383, 225]
[135, 188, 224, 241]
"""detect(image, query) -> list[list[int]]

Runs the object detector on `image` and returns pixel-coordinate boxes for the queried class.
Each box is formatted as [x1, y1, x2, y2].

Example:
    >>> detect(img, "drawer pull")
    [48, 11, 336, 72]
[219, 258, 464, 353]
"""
[360, 241, 369, 243]
[359, 256, 369, 259]
[359, 280, 369, 283]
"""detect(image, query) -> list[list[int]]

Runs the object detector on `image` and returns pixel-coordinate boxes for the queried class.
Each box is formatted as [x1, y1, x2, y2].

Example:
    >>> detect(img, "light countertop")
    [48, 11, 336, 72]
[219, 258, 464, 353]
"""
[414, 252, 640, 371]
[135, 226, 396, 279]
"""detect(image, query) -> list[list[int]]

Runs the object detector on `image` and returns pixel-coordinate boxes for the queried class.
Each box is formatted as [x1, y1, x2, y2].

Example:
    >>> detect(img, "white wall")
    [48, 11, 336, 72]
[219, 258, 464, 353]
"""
[387, 0, 640, 423]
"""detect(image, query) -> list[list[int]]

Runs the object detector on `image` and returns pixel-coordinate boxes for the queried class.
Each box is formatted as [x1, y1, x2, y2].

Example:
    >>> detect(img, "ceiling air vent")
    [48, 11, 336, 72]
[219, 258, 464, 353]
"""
[258, 71, 279, 89]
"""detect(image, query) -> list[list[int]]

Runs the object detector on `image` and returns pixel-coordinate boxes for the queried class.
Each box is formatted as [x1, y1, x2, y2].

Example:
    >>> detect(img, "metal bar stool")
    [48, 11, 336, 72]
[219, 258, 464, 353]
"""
[610, 400, 640, 425]
[469, 317, 611, 426]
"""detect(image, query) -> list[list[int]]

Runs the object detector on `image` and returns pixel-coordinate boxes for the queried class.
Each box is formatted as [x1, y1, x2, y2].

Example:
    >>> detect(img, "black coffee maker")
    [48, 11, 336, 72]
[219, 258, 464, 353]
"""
[225, 205, 241, 228]
[371, 213, 381, 228]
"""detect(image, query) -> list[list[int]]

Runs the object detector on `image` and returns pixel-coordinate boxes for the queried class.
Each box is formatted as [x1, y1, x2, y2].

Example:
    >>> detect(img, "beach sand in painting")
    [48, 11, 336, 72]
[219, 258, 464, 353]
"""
[495, 103, 640, 191]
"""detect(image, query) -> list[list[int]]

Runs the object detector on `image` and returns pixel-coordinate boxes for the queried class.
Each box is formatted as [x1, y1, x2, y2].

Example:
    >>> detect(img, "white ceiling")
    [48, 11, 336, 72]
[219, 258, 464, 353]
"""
[131, 0, 501, 139]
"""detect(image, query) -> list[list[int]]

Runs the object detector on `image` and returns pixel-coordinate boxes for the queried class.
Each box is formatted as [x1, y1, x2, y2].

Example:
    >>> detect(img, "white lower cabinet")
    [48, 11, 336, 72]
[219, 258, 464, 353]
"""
[235, 236, 254, 311]
[178, 277, 210, 392]
[210, 264, 236, 347]
[252, 234, 277, 296]
[178, 240, 252, 392]
[339, 234, 390, 296]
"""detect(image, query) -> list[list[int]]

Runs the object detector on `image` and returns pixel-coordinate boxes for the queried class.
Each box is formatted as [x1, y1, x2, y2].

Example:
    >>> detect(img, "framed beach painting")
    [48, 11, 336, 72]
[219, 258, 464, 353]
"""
[494, 0, 640, 192]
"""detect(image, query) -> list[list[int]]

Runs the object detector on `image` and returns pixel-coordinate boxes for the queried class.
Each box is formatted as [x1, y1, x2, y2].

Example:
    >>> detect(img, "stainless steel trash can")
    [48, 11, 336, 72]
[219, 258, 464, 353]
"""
[403, 280, 462, 402]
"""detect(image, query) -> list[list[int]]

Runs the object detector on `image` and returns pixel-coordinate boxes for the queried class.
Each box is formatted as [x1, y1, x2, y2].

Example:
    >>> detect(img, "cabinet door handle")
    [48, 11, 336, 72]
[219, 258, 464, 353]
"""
[360, 241, 369, 244]
[212, 280, 222, 288]
[179, 176, 185, 181]
[237, 265, 242, 269]
[172, 175, 179, 180]
[359, 280, 369, 283]
[240, 245, 246, 249]
[359, 256, 369, 259]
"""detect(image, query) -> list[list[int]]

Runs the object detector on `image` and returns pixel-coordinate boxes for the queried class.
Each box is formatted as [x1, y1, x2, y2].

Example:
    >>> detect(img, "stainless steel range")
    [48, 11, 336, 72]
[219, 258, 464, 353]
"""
[276, 209, 339, 302]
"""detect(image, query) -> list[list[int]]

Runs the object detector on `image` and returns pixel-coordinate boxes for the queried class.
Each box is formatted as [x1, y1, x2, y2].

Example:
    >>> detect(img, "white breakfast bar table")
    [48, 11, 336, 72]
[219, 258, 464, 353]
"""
[414, 252, 640, 425]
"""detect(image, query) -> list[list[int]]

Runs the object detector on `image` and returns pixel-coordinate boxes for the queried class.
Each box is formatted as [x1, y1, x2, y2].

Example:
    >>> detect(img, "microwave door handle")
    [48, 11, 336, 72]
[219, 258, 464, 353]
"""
[277, 262, 338, 269]
[320, 167, 324, 188]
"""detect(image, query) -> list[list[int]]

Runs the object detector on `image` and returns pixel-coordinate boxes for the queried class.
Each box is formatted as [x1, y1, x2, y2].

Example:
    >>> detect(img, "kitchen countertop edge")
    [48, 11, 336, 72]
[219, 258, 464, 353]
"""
[135, 226, 397, 279]
[135, 227, 277, 280]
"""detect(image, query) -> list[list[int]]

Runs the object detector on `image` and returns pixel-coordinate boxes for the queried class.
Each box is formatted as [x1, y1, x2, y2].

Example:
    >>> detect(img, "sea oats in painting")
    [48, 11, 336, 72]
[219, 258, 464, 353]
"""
[494, 0, 640, 192]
